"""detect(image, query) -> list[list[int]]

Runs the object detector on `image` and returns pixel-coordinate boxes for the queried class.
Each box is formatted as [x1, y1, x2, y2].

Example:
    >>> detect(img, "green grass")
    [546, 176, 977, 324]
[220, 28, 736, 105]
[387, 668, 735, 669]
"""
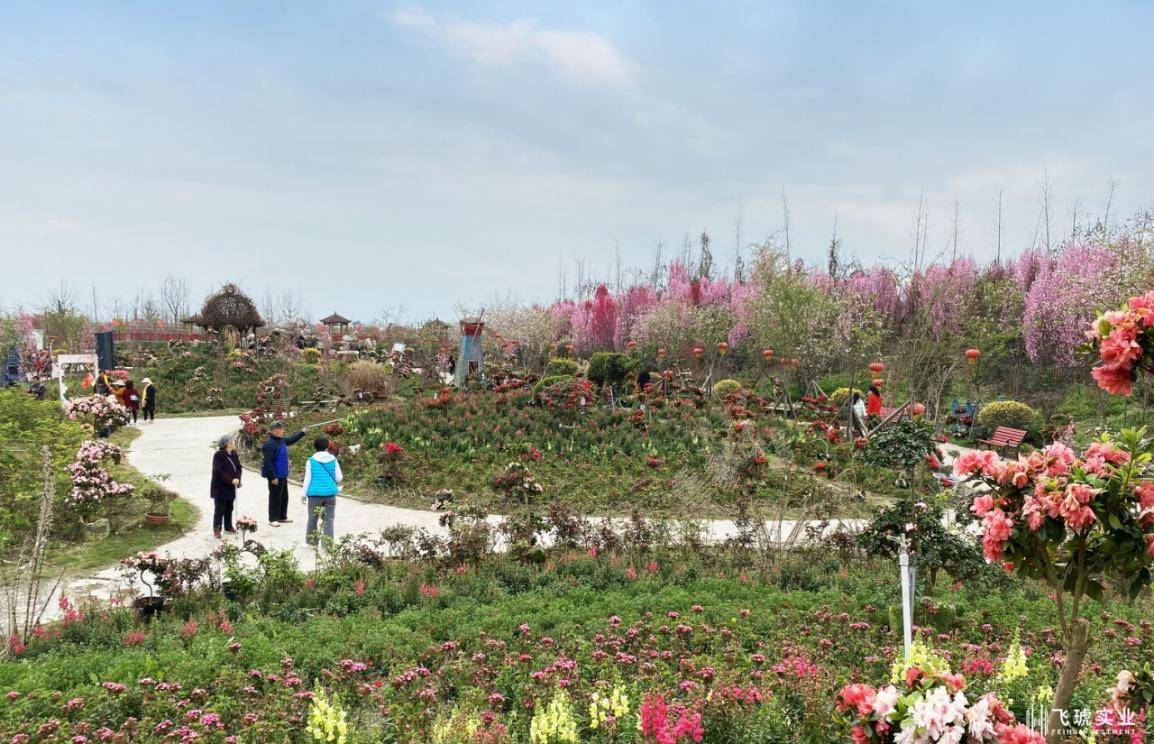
[43, 498, 198, 575]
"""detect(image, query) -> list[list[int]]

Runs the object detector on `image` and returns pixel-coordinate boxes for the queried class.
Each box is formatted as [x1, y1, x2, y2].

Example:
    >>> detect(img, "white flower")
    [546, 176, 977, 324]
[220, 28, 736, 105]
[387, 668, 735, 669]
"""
[873, 685, 901, 718]
[964, 694, 995, 740]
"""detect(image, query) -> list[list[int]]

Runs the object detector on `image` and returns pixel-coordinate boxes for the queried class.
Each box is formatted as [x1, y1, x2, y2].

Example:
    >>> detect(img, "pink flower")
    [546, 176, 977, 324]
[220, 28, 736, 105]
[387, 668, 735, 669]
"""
[1093, 363, 1135, 396]
[954, 450, 1000, 477]
[1100, 328, 1143, 367]
[836, 683, 876, 717]
[1086, 441, 1131, 466]
[982, 509, 1015, 562]
[996, 723, 1046, 744]
[971, 494, 996, 518]
[1041, 442, 1078, 476]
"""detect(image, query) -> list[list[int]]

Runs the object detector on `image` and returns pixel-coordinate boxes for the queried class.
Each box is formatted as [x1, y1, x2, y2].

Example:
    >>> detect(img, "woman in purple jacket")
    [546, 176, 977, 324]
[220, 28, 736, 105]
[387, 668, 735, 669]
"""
[211, 434, 243, 538]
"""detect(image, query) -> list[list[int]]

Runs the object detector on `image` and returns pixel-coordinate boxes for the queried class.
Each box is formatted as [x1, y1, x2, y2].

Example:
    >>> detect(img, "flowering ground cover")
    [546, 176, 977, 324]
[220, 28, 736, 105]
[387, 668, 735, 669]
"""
[0, 546, 1150, 742]
[263, 383, 931, 517]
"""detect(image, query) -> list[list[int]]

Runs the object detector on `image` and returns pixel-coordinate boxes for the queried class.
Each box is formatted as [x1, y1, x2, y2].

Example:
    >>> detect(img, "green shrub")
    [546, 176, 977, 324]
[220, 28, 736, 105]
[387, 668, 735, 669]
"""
[301, 347, 321, 364]
[586, 352, 634, 390]
[544, 358, 580, 377]
[712, 379, 743, 399]
[533, 374, 573, 394]
[976, 400, 1038, 432]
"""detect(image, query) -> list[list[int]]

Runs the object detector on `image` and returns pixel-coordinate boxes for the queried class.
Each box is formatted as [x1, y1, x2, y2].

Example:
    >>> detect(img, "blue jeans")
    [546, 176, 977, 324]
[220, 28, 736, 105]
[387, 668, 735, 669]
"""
[305, 496, 336, 545]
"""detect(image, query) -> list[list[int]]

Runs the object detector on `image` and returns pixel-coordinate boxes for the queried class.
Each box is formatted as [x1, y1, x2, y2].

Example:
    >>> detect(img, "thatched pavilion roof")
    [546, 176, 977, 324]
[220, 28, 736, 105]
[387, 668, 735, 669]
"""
[186, 284, 265, 333]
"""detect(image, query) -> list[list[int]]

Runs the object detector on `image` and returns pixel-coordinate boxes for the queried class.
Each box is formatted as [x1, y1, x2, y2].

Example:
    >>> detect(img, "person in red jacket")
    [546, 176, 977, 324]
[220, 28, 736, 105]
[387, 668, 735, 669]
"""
[123, 380, 141, 423]
[866, 385, 883, 418]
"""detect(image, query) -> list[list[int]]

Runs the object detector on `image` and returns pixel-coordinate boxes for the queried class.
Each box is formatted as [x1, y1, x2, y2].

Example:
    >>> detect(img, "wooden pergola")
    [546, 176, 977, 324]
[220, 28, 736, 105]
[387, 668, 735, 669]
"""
[320, 313, 351, 336]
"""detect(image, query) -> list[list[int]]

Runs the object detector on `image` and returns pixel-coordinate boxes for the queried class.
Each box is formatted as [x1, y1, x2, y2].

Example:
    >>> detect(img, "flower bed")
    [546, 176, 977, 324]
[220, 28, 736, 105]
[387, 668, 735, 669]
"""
[1, 547, 1151, 742]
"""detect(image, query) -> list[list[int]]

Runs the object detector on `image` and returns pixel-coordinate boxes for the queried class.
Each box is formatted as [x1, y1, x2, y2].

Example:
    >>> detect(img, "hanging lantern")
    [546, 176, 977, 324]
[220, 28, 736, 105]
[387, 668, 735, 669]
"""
[790, 357, 800, 368]
[868, 361, 885, 374]
[627, 340, 637, 351]
[965, 348, 981, 364]
[717, 341, 729, 355]
[911, 402, 926, 417]
[662, 369, 674, 380]
[872, 378, 885, 388]
[692, 346, 704, 360]
[657, 347, 667, 359]
[762, 348, 774, 361]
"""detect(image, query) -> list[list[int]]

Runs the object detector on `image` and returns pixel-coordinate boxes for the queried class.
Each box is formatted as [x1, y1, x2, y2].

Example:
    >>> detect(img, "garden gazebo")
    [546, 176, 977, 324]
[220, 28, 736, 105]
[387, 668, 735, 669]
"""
[320, 313, 351, 337]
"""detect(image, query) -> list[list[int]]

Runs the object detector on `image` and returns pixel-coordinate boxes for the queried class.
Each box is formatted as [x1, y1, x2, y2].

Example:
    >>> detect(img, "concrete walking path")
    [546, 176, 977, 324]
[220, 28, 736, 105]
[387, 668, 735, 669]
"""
[48, 414, 870, 618]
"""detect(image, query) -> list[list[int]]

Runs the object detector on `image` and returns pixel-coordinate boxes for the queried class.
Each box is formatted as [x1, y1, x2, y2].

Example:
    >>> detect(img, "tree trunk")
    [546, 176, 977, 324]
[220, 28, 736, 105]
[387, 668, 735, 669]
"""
[1046, 623, 1089, 744]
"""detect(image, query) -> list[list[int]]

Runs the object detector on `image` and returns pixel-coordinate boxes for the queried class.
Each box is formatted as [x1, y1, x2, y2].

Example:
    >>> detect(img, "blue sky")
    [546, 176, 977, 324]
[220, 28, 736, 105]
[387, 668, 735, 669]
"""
[2, 1, 1152, 322]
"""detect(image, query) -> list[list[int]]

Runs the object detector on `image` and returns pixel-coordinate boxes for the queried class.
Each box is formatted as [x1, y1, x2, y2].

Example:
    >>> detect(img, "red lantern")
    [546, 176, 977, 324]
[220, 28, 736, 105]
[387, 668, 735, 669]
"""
[965, 348, 982, 364]
[911, 402, 926, 417]
[627, 340, 637, 351]
[717, 341, 729, 355]
[692, 347, 703, 360]
[868, 361, 885, 374]
[662, 369, 673, 380]
[762, 348, 774, 361]
[657, 347, 667, 359]
[872, 378, 885, 388]
[790, 357, 800, 367]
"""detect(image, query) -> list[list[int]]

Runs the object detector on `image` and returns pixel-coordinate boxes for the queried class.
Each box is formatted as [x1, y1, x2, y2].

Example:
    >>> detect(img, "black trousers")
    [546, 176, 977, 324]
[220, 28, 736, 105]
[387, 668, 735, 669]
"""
[267, 477, 289, 522]
[213, 498, 235, 532]
[129, 408, 138, 423]
[142, 404, 155, 421]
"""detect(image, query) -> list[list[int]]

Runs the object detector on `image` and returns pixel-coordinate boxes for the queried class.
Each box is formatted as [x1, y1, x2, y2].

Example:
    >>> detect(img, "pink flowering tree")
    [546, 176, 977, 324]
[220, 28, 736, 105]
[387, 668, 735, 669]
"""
[954, 430, 1154, 742]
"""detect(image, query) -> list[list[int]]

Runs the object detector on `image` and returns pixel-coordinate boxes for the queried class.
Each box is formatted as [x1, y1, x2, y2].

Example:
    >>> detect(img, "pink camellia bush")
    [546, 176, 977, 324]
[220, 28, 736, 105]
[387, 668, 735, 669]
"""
[65, 440, 133, 516]
[66, 394, 131, 437]
[1086, 289, 1154, 396]
[954, 430, 1154, 742]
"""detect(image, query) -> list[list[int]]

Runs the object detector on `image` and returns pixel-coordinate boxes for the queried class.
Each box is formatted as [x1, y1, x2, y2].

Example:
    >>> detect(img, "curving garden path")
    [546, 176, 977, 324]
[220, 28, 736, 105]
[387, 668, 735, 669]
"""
[51, 415, 878, 619]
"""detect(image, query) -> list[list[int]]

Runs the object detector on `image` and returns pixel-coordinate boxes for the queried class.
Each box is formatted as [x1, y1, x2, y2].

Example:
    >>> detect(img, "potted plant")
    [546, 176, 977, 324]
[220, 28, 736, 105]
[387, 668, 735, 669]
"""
[144, 486, 177, 525]
[121, 551, 170, 620]
[144, 473, 176, 526]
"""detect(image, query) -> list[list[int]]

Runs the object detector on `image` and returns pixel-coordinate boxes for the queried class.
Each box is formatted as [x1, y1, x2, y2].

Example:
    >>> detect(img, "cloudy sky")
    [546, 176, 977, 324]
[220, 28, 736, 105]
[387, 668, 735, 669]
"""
[2, 1, 1152, 322]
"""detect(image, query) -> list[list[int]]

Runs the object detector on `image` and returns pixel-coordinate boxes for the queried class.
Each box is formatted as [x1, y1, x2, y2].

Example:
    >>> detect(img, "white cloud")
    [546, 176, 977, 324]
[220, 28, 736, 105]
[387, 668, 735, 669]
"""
[388, 7, 635, 88]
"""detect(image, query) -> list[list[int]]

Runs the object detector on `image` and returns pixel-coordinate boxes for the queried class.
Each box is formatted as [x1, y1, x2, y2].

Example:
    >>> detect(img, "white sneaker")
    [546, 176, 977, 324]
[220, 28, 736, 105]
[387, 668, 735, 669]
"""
[269, 521, 281, 527]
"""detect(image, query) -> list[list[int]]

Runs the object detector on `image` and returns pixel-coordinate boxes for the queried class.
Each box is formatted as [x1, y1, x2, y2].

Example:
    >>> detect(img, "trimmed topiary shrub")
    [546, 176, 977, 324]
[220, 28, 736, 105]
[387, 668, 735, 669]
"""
[545, 358, 580, 377]
[976, 400, 1038, 433]
[586, 352, 634, 390]
[712, 379, 743, 399]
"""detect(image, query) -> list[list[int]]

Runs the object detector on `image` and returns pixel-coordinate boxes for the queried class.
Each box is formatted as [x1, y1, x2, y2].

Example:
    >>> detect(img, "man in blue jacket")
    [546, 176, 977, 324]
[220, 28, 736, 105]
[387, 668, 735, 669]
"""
[260, 420, 305, 527]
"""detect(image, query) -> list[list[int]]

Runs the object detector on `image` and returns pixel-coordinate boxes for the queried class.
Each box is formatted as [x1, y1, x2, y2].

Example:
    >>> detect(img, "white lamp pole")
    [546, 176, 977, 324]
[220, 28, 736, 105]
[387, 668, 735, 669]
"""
[896, 535, 914, 659]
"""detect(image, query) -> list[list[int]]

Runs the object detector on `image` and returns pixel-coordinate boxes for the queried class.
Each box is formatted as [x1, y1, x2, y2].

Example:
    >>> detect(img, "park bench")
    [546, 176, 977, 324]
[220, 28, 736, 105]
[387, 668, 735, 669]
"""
[979, 426, 1027, 456]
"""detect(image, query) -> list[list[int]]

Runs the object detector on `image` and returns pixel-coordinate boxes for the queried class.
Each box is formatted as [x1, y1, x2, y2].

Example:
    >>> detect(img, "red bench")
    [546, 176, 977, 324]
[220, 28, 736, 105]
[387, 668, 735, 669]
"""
[979, 426, 1027, 456]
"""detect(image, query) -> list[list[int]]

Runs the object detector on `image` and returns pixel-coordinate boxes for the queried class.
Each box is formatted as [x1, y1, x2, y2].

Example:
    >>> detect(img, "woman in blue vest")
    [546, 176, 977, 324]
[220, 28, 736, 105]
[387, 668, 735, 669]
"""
[300, 436, 343, 546]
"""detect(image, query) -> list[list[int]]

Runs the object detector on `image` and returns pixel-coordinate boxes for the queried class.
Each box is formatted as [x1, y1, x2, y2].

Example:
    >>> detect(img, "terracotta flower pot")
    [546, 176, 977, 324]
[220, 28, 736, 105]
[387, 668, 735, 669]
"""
[145, 512, 170, 526]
